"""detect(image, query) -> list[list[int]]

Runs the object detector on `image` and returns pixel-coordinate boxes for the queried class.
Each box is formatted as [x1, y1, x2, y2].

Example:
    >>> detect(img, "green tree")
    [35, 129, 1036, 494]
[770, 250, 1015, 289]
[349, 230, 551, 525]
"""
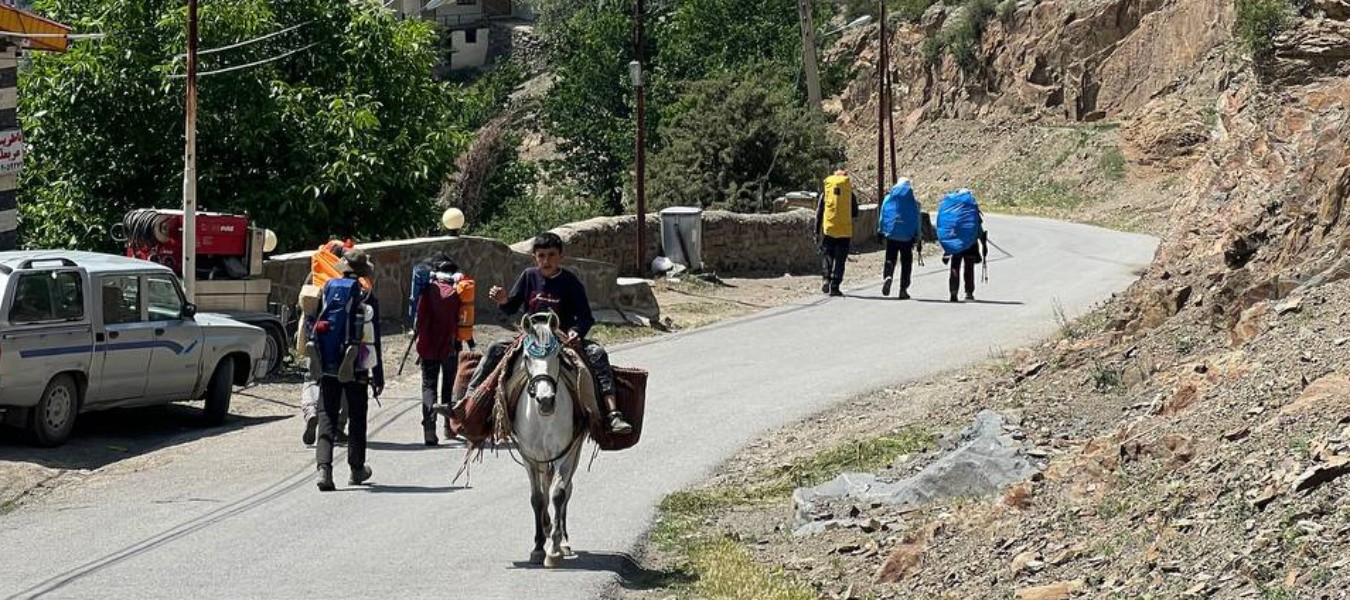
[540, 2, 646, 215]
[20, 0, 466, 252]
[647, 68, 842, 213]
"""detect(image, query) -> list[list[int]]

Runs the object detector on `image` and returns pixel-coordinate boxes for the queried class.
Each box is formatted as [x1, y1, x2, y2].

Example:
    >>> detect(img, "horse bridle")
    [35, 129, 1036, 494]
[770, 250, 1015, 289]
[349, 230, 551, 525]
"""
[528, 373, 557, 400]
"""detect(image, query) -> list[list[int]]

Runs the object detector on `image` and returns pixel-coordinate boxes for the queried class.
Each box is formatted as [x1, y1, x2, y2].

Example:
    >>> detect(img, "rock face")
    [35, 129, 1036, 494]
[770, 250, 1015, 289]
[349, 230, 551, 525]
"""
[792, 411, 1042, 532]
[839, 0, 1235, 128]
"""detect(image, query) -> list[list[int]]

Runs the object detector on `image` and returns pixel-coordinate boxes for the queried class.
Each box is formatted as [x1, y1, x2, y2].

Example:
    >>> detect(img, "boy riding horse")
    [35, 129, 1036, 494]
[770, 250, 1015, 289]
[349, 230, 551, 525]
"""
[466, 232, 633, 434]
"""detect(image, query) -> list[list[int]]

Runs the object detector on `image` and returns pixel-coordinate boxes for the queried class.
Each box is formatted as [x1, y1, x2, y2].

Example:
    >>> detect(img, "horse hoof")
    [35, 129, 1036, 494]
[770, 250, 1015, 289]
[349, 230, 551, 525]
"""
[544, 554, 564, 568]
[529, 550, 546, 565]
[561, 544, 575, 557]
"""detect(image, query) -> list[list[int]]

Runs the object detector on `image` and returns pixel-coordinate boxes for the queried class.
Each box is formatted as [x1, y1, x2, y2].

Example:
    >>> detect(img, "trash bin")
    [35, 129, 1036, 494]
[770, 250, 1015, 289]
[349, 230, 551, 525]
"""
[659, 206, 703, 271]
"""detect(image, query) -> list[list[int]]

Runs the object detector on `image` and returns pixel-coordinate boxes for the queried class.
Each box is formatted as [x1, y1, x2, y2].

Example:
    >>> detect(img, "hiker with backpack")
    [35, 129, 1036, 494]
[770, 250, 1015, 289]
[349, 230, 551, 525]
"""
[815, 169, 858, 297]
[471, 232, 634, 434]
[935, 189, 990, 302]
[298, 239, 362, 446]
[305, 249, 385, 491]
[876, 177, 923, 299]
[408, 253, 466, 446]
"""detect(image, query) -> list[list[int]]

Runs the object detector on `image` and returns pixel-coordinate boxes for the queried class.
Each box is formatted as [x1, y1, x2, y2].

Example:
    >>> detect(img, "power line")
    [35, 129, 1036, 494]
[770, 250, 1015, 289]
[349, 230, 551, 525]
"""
[176, 20, 312, 59]
[169, 42, 317, 79]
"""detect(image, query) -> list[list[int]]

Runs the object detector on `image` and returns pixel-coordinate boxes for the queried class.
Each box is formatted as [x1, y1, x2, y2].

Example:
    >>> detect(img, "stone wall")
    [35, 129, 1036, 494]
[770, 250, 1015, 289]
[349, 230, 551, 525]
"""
[265, 236, 621, 326]
[513, 206, 881, 276]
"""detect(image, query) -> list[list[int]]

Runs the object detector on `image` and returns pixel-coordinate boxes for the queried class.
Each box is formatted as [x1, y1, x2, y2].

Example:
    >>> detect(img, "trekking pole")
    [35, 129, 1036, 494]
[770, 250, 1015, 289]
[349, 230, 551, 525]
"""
[398, 330, 417, 377]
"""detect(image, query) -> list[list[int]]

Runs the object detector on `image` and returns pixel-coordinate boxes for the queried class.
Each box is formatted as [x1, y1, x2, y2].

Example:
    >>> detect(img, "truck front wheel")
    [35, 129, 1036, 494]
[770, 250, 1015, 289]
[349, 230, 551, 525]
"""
[261, 323, 285, 377]
[202, 359, 234, 426]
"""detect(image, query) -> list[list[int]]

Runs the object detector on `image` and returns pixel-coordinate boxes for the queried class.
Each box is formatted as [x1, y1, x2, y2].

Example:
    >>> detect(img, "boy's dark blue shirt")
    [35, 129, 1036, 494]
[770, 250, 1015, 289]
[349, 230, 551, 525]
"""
[501, 267, 595, 339]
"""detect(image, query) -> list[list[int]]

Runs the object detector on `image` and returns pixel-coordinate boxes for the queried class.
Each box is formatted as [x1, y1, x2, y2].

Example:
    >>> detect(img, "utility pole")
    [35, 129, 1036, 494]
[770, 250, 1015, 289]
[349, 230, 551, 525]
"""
[182, 0, 198, 300]
[885, 20, 897, 179]
[875, 0, 886, 203]
[633, 0, 647, 274]
[797, 0, 822, 109]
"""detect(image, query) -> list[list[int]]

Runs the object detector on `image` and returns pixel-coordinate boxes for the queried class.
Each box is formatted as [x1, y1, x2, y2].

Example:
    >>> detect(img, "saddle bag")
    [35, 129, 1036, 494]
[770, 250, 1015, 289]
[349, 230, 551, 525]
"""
[589, 366, 648, 451]
[449, 352, 495, 444]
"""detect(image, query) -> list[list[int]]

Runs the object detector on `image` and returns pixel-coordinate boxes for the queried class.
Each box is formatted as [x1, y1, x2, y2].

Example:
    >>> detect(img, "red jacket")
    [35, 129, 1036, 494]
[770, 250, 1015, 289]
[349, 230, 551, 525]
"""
[415, 280, 462, 361]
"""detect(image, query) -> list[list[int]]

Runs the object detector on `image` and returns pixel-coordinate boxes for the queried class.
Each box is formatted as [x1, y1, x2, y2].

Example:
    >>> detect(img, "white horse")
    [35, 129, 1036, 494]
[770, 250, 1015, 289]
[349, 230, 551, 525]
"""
[512, 312, 590, 568]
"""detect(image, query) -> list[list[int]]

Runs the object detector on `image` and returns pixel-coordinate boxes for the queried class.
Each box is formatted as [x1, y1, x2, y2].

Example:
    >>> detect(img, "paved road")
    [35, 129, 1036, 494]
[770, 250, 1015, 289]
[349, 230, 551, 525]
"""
[0, 215, 1156, 600]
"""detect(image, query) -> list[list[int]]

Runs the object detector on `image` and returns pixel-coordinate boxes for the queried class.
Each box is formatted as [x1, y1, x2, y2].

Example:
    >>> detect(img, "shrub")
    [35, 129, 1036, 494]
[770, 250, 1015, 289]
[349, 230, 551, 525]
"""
[1236, 0, 1293, 59]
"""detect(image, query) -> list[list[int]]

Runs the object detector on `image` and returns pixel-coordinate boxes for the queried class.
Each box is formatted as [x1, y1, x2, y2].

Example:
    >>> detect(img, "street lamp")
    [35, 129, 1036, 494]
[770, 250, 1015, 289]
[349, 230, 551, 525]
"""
[823, 15, 872, 37]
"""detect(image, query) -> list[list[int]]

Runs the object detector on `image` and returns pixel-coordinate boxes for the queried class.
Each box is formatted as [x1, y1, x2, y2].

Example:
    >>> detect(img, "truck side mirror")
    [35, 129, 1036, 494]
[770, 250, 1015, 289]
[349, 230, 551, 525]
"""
[183, 302, 197, 319]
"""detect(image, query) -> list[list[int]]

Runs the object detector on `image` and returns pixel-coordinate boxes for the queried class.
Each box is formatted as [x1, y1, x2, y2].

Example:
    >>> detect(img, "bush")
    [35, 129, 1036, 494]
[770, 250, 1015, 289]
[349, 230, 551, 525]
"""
[1236, 0, 1293, 59]
[921, 0, 996, 71]
[647, 68, 843, 213]
[894, 0, 941, 22]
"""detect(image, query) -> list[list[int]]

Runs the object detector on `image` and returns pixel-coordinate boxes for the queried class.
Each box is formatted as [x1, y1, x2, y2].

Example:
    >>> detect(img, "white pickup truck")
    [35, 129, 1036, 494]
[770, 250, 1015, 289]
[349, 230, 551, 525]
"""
[0, 251, 269, 446]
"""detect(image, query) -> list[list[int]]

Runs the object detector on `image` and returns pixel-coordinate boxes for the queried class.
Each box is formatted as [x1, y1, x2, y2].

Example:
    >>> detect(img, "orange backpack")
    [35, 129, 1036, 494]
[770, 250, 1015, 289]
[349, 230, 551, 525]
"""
[453, 276, 475, 343]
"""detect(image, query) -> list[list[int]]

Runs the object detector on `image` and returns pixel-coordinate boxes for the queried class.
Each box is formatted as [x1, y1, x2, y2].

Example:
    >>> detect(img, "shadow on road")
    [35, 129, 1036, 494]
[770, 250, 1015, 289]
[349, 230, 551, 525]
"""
[909, 298, 1026, 306]
[508, 551, 694, 589]
[842, 293, 1026, 306]
[0, 405, 287, 471]
[338, 484, 466, 494]
[367, 440, 467, 452]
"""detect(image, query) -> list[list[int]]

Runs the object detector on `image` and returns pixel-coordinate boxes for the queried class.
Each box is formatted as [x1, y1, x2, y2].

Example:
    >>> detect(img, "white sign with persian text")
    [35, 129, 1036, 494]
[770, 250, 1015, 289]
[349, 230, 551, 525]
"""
[0, 129, 22, 175]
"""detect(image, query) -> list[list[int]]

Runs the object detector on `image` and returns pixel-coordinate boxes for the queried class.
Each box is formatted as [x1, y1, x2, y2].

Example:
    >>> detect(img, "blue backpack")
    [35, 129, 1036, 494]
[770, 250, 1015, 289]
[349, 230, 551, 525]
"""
[879, 181, 921, 242]
[936, 189, 982, 255]
[312, 277, 361, 374]
[408, 262, 433, 326]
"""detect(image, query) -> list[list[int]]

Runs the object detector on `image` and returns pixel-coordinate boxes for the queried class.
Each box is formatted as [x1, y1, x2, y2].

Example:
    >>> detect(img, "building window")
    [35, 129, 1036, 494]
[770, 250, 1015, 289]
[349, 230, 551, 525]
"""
[464, 28, 477, 44]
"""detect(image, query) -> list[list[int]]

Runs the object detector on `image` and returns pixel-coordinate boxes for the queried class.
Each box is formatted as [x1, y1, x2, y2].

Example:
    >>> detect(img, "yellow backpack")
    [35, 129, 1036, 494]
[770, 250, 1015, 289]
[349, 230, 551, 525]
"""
[821, 174, 853, 238]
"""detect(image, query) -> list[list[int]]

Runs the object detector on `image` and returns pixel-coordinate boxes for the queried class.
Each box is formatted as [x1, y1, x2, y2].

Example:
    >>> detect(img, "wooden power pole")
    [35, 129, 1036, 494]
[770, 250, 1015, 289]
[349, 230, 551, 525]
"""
[634, 0, 647, 274]
[798, 0, 822, 109]
[182, 0, 199, 300]
[876, 0, 886, 202]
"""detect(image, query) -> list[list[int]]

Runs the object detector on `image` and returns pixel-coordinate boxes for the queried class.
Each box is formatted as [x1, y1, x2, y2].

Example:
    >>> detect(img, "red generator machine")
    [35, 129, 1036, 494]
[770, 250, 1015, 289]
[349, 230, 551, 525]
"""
[117, 209, 266, 279]
[113, 208, 289, 376]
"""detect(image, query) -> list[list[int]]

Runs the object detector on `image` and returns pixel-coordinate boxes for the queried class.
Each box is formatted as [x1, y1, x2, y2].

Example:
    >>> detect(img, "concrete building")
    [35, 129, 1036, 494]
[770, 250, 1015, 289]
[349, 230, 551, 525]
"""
[398, 0, 521, 71]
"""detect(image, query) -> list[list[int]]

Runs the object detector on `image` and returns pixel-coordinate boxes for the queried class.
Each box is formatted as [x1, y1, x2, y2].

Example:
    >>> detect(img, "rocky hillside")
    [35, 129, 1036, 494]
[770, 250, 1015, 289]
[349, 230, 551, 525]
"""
[772, 0, 1350, 596]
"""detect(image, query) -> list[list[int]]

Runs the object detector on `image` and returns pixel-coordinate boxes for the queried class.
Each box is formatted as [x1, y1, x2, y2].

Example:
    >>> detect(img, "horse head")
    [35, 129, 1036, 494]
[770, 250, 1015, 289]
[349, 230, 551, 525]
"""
[519, 312, 563, 415]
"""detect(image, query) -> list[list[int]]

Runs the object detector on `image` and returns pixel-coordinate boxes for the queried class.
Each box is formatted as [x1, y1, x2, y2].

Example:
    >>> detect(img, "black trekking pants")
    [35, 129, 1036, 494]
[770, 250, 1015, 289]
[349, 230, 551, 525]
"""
[882, 239, 915, 292]
[317, 377, 368, 472]
[820, 236, 850, 288]
[469, 338, 617, 399]
[949, 249, 979, 297]
[420, 353, 458, 429]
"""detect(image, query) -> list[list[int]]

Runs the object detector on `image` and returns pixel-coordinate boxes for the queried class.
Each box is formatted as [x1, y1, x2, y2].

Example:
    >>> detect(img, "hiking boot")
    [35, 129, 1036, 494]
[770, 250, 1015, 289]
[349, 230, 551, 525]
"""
[305, 342, 322, 381]
[349, 465, 373, 486]
[950, 293, 960, 303]
[898, 289, 911, 300]
[829, 286, 844, 297]
[424, 426, 439, 447]
[882, 277, 893, 297]
[608, 412, 634, 435]
[334, 431, 349, 445]
[316, 465, 335, 492]
[966, 293, 976, 301]
[820, 280, 830, 294]
[302, 415, 317, 446]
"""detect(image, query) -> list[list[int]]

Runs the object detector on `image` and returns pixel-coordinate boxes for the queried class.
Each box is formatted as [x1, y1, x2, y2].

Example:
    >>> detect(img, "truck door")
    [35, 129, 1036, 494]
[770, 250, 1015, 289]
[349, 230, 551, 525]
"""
[89, 274, 154, 404]
[143, 274, 204, 401]
[0, 269, 92, 405]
